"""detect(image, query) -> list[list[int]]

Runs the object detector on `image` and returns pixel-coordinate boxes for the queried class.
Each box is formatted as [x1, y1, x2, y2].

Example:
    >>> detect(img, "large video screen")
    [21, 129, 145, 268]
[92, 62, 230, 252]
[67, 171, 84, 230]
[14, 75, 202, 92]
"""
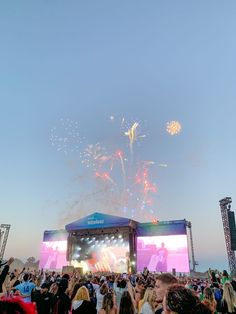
[71, 234, 129, 273]
[39, 240, 68, 270]
[137, 235, 189, 273]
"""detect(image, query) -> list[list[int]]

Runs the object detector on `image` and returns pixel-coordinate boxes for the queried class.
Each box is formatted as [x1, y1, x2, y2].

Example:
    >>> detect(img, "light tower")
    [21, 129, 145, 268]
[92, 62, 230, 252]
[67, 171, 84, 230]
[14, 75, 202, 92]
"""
[219, 197, 236, 275]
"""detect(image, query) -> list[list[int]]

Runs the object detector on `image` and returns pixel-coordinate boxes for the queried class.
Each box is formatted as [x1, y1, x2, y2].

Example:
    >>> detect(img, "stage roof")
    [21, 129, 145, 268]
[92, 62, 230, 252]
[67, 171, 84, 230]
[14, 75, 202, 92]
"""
[65, 212, 136, 231]
[136, 219, 187, 236]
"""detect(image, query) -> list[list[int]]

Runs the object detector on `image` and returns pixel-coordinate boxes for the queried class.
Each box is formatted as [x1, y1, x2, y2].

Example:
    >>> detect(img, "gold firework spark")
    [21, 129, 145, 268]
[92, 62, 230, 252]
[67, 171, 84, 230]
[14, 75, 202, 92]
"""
[166, 121, 182, 135]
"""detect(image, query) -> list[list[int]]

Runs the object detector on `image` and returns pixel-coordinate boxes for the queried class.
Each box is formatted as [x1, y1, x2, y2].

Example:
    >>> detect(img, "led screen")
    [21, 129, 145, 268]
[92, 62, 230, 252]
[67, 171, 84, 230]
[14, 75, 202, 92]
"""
[39, 241, 68, 270]
[137, 235, 189, 273]
[71, 234, 129, 273]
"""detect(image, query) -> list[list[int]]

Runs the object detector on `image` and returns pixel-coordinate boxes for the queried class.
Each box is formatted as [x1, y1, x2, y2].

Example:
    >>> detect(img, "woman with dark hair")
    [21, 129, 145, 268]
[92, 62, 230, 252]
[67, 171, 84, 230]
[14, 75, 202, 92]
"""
[222, 270, 230, 285]
[163, 284, 212, 314]
[99, 292, 117, 314]
[210, 271, 220, 288]
[119, 291, 135, 314]
[96, 283, 109, 313]
[202, 287, 217, 314]
[51, 278, 71, 314]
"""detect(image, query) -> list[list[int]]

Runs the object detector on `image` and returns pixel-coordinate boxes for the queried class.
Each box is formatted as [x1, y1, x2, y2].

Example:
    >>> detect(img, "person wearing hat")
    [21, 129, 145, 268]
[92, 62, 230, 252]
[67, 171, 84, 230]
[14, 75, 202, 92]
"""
[31, 282, 52, 314]
[51, 278, 71, 314]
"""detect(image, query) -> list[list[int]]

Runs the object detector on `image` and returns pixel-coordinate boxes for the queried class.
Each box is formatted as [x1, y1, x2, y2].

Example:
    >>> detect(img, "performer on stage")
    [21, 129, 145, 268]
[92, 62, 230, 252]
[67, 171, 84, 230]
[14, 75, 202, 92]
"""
[155, 242, 168, 272]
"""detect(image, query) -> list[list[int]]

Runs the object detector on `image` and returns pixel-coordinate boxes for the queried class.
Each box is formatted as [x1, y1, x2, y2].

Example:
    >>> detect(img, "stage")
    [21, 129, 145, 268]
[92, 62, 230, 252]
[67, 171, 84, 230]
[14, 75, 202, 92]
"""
[40, 212, 191, 274]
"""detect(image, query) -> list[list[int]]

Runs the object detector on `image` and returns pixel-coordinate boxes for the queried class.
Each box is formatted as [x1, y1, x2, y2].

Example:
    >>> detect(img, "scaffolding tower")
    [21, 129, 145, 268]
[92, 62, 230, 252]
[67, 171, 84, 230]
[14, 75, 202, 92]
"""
[186, 220, 198, 271]
[0, 224, 11, 261]
[219, 197, 236, 275]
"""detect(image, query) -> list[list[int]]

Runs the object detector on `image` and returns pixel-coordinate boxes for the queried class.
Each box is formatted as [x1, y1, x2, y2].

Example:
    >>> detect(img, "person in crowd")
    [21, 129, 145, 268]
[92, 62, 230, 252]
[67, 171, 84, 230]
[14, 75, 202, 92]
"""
[9, 268, 21, 289]
[221, 281, 236, 314]
[99, 291, 117, 314]
[134, 279, 145, 310]
[222, 270, 230, 285]
[31, 282, 53, 314]
[114, 276, 127, 309]
[154, 273, 178, 314]
[14, 273, 36, 303]
[85, 276, 96, 306]
[96, 282, 109, 312]
[72, 286, 96, 314]
[0, 257, 14, 293]
[163, 284, 212, 314]
[142, 267, 149, 280]
[202, 287, 217, 314]
[210, 271, 220, 288]
[51, 277, 71, 314]
[119, 291, 135, 314]
[140, 287, 156, 314]
[71, 283, 83, 301]
[0, 296, 36, 314]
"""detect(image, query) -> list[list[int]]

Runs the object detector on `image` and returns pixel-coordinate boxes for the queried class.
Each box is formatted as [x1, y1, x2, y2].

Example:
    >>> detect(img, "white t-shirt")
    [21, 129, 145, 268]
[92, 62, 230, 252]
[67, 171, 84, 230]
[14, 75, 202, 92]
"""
[140, 302, 154, 314]
[96, 289, 105, 312]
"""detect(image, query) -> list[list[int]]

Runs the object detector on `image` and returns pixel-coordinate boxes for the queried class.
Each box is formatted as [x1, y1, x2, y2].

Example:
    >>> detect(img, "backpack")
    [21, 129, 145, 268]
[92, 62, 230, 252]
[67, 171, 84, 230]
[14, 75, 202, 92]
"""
[86, 282, 96, 306]
[214, 288, 222, 301]
[86, 282, 95, 298]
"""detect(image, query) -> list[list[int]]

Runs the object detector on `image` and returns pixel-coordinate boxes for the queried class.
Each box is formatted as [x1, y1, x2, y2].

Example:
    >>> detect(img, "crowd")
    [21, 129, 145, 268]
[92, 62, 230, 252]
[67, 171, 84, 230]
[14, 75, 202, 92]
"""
[0, 258, 236, 313]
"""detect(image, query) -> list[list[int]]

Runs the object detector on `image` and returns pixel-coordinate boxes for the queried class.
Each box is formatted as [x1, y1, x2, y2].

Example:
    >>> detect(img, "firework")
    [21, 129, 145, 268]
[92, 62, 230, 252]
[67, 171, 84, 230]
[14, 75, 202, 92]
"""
[166, 121, 182, 135]
[50, 118, 82, 154]
[56, 117, 160, 222]
[80, 143, 109, 169]
[124, 122, 146, 157]
[95, 171, 114, 184]
[113, 150, 126, 187]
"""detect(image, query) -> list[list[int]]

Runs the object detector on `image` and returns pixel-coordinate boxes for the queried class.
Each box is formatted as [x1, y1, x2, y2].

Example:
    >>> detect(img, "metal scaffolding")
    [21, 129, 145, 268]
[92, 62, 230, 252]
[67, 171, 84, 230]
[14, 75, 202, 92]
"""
[219, 197, 236, 275]
[186, 220, 198, 271]
[0, 224, 11, 261]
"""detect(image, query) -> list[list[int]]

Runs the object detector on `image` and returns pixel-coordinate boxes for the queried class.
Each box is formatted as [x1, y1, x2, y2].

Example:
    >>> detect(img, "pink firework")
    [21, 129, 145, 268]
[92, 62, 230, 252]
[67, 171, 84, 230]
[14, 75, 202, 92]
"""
[95, 171, 114, 184]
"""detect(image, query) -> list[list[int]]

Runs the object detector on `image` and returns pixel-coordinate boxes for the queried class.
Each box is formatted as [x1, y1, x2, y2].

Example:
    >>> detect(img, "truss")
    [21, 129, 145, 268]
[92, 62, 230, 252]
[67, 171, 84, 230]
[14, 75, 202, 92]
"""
[0, 224, 11, 261]
[219, 197, 236, 275]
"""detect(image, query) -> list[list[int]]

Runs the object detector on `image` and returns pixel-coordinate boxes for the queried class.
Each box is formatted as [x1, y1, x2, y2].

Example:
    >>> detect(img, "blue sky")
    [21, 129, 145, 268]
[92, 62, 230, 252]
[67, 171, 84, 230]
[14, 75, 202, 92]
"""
[1, 0, 236, 271]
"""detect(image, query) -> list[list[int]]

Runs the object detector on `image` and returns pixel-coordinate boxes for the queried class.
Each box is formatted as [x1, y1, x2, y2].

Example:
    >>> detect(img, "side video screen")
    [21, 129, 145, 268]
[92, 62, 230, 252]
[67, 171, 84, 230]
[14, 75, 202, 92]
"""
[39, 240, 68, 270]
[137, 235, 189, 273]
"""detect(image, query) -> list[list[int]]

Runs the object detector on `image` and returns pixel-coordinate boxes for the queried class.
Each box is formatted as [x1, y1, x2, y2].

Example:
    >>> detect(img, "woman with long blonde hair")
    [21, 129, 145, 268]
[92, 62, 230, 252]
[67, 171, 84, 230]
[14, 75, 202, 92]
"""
[222, 282, 236, 314]
[140, 287, 156, 314]
[72, 286, 96, 314]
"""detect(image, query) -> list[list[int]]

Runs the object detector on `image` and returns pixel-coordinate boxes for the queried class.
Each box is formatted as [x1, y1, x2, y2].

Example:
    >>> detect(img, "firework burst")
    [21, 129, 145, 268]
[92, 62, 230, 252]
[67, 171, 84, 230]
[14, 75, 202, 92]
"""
[80, 143, 109, 169]
[166, 121, 182, 135]
[50, 118, 82, 154]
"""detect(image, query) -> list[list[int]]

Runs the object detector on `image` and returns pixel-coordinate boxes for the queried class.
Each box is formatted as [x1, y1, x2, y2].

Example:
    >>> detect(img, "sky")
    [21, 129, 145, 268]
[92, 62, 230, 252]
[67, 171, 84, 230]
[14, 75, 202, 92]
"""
[0, 0, 236, 272]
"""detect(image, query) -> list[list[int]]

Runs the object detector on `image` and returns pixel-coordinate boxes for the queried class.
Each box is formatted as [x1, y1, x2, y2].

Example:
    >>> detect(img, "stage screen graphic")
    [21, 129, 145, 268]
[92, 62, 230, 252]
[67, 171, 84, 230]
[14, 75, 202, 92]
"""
[39, 240, 68, 270]
[137, 235, 189, 273]
[71, 234, 129, 273]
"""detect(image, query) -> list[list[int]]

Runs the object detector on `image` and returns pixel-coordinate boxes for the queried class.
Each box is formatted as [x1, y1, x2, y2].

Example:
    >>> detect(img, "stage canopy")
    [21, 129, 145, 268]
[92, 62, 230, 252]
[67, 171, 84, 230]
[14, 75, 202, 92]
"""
[136, 219, 187, 236]
[65, 212, 136, 231]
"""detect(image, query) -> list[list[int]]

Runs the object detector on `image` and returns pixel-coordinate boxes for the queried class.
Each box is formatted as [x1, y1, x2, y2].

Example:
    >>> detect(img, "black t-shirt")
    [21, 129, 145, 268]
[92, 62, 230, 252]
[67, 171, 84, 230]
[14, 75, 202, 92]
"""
[52, 292, 71, 314]
[155, 307, 163, 314]
[72, 300, 96, 314]
[32, 290, 53, 314]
